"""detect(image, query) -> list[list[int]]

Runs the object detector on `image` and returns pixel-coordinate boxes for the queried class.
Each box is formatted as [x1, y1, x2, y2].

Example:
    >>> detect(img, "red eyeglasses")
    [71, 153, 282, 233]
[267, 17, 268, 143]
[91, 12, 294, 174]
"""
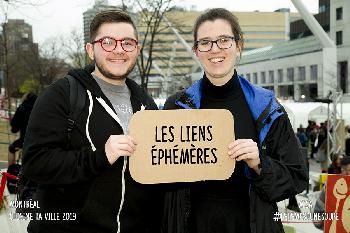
[91, 37, 138, 52]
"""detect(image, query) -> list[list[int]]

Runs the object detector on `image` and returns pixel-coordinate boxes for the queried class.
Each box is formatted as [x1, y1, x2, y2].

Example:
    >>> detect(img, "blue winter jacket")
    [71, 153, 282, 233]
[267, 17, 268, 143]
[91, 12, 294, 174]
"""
[175, 75, 283, 147]
[162, 74, 309, 233]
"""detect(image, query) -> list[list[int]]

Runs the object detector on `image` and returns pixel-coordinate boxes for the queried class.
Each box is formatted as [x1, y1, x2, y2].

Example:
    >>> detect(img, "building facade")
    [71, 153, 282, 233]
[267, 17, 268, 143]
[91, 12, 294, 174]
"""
[0, 19, 39, 96]
[83, 0, 122, 46]
[145, 9, 300, 97]
[236, 0, 349, 101]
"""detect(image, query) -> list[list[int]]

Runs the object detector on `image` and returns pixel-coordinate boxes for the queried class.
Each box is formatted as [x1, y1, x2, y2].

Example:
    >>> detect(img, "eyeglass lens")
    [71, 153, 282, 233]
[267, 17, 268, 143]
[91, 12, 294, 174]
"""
[197, 37, 234, 52]
[100, 37, 137, 52]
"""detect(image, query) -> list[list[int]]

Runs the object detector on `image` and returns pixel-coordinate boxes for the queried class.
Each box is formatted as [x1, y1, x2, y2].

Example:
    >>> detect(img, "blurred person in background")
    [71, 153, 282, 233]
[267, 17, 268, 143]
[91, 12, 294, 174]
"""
[328, 153, 344, 174]
[8, 92, 37, 166]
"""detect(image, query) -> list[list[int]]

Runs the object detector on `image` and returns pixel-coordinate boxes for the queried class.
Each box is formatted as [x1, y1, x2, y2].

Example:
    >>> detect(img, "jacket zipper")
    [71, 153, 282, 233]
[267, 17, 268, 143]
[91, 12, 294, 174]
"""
[86, 91, 127, 233]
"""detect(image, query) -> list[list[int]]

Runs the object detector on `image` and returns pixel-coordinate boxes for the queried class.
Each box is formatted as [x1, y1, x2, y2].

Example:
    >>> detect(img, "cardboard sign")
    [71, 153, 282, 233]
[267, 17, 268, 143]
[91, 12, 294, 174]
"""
[324, 174, 350, 233]
[128, 109, 235, 184]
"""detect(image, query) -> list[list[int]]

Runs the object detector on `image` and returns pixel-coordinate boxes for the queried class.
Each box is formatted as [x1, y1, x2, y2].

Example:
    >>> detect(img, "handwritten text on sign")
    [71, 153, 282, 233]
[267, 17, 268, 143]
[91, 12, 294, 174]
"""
[129, 109, 235, 184]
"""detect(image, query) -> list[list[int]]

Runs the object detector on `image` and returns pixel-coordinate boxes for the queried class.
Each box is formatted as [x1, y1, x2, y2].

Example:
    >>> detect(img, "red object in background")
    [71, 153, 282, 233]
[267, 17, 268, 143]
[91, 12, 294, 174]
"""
[0, 172, 17, 201]
[325, 174, 350, 233]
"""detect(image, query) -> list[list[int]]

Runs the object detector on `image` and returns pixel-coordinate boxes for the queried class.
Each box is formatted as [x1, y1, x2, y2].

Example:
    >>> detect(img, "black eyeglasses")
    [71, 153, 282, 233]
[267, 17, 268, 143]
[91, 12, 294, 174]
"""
[91, 37, 138, 52]
[195, 36, 238, 52]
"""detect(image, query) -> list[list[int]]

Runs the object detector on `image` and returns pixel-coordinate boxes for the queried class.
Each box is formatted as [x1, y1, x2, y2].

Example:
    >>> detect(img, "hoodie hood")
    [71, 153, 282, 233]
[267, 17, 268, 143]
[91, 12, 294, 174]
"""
[68, 64, 146, 107]
[68, 64, 104, 98]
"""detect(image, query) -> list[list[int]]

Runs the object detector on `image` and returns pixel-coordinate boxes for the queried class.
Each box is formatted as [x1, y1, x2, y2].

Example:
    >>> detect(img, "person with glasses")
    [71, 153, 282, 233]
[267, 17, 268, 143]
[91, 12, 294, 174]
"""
[162, 8, 308, 233]
[21, 10, 163, 233]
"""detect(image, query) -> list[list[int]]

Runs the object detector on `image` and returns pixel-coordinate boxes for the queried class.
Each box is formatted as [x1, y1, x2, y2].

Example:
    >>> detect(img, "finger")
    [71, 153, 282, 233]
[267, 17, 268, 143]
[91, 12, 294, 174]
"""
[228, 139, 255, 150]
[113, 136, 132, 144]
[116, 137, 137, 150]
[125, 139, 136, 151]
[117, 143, 135, 154]
[229, 149, 246, 159]
[128, 135, 138, 145]
[228, 146, 256, 157]
[235, 152, 259, 161]
[117, 150, 132, 157]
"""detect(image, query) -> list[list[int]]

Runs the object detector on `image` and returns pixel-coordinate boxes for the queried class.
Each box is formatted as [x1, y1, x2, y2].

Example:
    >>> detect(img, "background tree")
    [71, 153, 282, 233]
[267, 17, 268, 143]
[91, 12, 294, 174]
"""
[0, 0, 47, 115]
[60, 29, 85, 69]
[22, 37, 71, 92]
[122, 0, 174, 91]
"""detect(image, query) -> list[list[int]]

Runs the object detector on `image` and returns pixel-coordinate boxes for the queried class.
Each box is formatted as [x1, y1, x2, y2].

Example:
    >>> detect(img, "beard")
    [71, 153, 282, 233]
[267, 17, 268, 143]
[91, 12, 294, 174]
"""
[95, 58, 136, 81]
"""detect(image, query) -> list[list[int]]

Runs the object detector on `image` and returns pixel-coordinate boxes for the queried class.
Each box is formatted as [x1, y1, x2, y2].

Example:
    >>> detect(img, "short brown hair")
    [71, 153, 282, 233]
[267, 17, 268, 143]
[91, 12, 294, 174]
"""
[193, 8, 244, 52]
[89, 10, 138, 41]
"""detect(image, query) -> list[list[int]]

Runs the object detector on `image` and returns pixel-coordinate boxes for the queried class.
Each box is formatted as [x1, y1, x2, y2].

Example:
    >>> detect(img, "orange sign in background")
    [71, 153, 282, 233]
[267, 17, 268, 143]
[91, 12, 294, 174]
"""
[325, 174, 350, 233]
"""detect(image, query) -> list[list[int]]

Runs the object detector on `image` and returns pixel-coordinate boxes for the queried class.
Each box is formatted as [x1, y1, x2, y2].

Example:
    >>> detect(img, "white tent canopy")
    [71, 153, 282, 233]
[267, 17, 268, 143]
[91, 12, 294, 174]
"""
[281, 102, 350, 131]
[153, 99, 350, 132]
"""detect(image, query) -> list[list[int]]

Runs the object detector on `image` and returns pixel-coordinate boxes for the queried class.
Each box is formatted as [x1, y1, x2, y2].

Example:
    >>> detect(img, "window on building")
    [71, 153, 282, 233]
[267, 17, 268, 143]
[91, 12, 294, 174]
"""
[310, 65, 318, 80]
[269, 70, 274, 83]
[278, 86, 288, 99]
[278, 69, 283, 83]
[336, 31, 343, 45]
[339, 61, 348, 93]
[298, 66, 306, 81]
[309, 83, 318, 99]
[319, 5, 325, 13]
[336, 7, 343, 20]
[21, 33, 29, 39]
[287, 68, 294, 82]
[21, 44, 29, 51]
[253, 72, 258, 84]
[261, 71, 266, 84]
[319, 2, 329, 13]
[246, 73, 251, 82]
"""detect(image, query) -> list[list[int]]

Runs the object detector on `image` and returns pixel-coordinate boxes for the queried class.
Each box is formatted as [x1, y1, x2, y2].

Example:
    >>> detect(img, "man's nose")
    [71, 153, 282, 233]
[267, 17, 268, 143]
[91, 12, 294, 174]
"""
[113, 41, 125, 53]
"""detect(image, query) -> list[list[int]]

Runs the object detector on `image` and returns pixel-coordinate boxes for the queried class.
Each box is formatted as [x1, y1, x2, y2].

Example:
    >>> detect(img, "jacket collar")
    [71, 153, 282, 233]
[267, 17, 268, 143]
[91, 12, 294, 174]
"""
[68, 64, 142, 98]
[68, 64, 147, 112]
[177, 73, 278, 120]
[176, 73, 284, 144]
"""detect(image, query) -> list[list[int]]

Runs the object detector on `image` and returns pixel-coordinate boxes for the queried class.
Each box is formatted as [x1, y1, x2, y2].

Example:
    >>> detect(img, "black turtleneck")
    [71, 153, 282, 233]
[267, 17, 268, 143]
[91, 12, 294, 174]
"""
[191, 71, 257, 233]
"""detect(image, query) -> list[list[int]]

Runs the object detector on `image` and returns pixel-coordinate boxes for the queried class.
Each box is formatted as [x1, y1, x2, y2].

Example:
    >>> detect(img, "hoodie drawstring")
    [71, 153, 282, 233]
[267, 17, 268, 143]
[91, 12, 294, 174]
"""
[86, 90, 96, 151]
[85, 91, 125, 233]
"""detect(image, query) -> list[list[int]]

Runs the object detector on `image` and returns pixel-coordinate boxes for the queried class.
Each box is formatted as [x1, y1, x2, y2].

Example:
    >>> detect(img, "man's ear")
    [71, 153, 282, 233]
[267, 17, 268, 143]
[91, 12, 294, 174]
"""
[86, 43, 94, 60]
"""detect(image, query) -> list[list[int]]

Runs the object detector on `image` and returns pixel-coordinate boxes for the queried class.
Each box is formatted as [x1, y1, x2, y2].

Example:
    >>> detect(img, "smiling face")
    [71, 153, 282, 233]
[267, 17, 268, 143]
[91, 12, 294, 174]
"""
[86, 22, 140, 85]
[195, 19, 241, 86]
[333, 178, 348, 199]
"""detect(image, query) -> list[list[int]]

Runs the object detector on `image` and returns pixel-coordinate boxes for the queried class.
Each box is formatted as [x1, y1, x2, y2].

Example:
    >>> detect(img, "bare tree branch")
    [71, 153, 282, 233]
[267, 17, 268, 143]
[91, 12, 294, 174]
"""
[60, 29, 85, 68]
[0, 0, 48, 115]
[122, 0, 174, 91]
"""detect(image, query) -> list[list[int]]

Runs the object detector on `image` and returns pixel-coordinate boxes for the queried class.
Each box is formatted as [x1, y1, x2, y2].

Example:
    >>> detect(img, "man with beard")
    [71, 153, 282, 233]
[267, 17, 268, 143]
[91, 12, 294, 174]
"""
[21, 10, 163, 233]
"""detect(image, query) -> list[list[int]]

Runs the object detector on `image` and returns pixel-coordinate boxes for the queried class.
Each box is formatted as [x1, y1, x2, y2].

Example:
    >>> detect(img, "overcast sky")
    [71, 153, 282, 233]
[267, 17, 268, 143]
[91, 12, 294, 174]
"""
[1, 0, 319, 45]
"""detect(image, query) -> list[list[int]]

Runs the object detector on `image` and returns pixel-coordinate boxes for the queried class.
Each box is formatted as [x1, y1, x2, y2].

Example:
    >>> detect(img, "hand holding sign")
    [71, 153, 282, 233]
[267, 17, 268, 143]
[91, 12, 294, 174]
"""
[228, 139, 260, 174]
[104, 135, 137, 165]
[128, 109, 235, 184]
